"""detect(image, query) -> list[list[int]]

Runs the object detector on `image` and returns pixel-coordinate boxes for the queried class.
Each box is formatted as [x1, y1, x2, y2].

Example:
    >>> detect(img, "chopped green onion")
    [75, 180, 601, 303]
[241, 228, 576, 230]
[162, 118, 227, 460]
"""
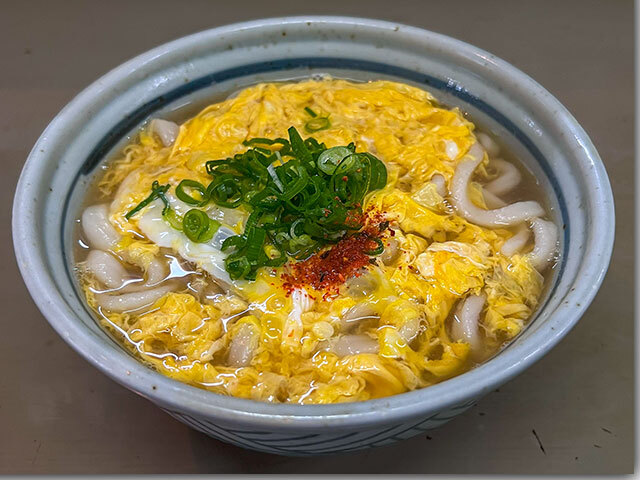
[279, 165, 309, 201]
[125, 181, 170, 219]
[163, 208, 183, 230]
[221, 235, 246, 252]
[182, 209, 220, 243]
[248, 186, 280, 210]
[165, 126, 387, 281]
[366, 153, 388, 191]
[304, 107, 318, 118]
[242, 137, 290, 147]
[176, 179, 209, 206]
[267, 163, 284, 192]
[207, 174, 243, 208]
[243, 137, 275, 146]
[259, 212, 278, 226]
[334, 153, 361, 176]
[265, 247, 288, 267]
[245, 227, 267, 262]
[305, 117, 331, 133]
[317, 146, 351, 175]
[225, 256, 251, 280]
[289, 218, 306, 238]
[288, 126, 313, 167]
[364, 236, 384, 256]
[289, 233, 314, 251]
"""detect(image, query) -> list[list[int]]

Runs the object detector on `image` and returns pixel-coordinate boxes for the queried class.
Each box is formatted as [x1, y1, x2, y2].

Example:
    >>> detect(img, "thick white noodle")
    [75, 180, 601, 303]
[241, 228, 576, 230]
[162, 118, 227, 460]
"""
[450, 143, 544, 227]
[227, 323, 258, 367]
[529, 218, 558, 270]
[482, 188, 507, 209]
[341, 304, 379, 331]
[430, 173, 447, 196]
[477, 132, 500, 157]
[145, 257, 167, 286]
[485, 158, 522, 196]
[81, 204, 122, 250]
[85, 250, 130, 289]
[331, 334, 379, 357]
[150, 119, 179, 147]
[95, 285, 173, 313]
[500, 224, 532, 257]
[450, 294, 485, 354]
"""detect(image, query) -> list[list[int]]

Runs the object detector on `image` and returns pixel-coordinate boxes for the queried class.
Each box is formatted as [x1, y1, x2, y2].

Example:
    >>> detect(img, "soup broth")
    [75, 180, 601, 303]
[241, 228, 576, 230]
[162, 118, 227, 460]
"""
[73, 79, 558, 404]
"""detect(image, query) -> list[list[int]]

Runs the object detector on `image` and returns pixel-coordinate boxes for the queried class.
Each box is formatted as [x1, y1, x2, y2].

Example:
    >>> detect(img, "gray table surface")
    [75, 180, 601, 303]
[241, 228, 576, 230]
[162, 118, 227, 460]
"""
[1, 0, 634, 474]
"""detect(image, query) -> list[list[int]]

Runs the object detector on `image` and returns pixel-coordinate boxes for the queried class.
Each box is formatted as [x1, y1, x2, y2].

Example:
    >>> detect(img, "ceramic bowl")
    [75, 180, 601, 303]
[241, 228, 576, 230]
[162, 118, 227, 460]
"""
[13, 17, 614, 455]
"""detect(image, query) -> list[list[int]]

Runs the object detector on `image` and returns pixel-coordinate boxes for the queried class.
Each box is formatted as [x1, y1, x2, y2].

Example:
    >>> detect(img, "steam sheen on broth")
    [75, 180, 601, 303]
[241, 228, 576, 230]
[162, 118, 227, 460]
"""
[74, 79, 558, 404]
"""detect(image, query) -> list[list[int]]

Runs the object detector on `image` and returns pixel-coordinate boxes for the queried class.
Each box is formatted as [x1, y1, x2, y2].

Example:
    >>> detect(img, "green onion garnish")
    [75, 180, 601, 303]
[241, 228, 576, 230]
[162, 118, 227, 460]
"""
[317, 146, 353, 175]
[128, 126, 387, 281]
[125, 181, 170, 219]
[182, 209, 220, 243]
[176, 179, 209, 206]
[204, 127, 387, 280]
[206, 174, 244, 208]
[363, 236, 384, 256]
[304, 107, 318, 118]
[162, 207, 184, 230]
[288, 126, 314, 167]
[305, 116, 331, 133]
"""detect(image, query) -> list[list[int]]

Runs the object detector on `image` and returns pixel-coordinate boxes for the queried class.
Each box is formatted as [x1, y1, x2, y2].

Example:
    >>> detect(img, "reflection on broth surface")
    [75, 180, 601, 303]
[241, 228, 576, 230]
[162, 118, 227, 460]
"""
[74, 79, 558, 404]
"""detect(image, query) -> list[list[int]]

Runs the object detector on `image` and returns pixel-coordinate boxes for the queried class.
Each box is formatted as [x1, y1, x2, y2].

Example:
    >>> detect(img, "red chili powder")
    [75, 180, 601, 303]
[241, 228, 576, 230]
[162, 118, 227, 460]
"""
[281, 209, 389, 294]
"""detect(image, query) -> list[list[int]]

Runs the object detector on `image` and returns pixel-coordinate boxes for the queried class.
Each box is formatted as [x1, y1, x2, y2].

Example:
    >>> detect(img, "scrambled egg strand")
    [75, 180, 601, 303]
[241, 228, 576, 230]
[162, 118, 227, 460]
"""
[83, 79, 544, 404]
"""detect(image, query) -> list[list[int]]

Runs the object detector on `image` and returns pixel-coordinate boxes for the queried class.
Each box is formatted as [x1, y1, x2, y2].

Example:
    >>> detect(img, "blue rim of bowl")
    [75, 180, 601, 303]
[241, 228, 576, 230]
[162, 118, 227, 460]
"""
[13, 17, 614, 430]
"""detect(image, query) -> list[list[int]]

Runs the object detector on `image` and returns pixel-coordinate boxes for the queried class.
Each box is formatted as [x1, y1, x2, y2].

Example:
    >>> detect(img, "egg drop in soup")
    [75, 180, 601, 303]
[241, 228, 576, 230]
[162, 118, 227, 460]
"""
[74, 79, 559, 404]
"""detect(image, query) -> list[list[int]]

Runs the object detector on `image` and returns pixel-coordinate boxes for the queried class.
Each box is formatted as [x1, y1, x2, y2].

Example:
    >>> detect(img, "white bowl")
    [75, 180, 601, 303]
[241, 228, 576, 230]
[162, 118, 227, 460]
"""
[13, 17, 614, 455]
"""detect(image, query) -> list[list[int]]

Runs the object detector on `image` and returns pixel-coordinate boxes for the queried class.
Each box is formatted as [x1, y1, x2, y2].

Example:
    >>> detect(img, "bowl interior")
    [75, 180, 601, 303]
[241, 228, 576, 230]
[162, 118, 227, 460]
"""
[15, 17, 613, 428]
